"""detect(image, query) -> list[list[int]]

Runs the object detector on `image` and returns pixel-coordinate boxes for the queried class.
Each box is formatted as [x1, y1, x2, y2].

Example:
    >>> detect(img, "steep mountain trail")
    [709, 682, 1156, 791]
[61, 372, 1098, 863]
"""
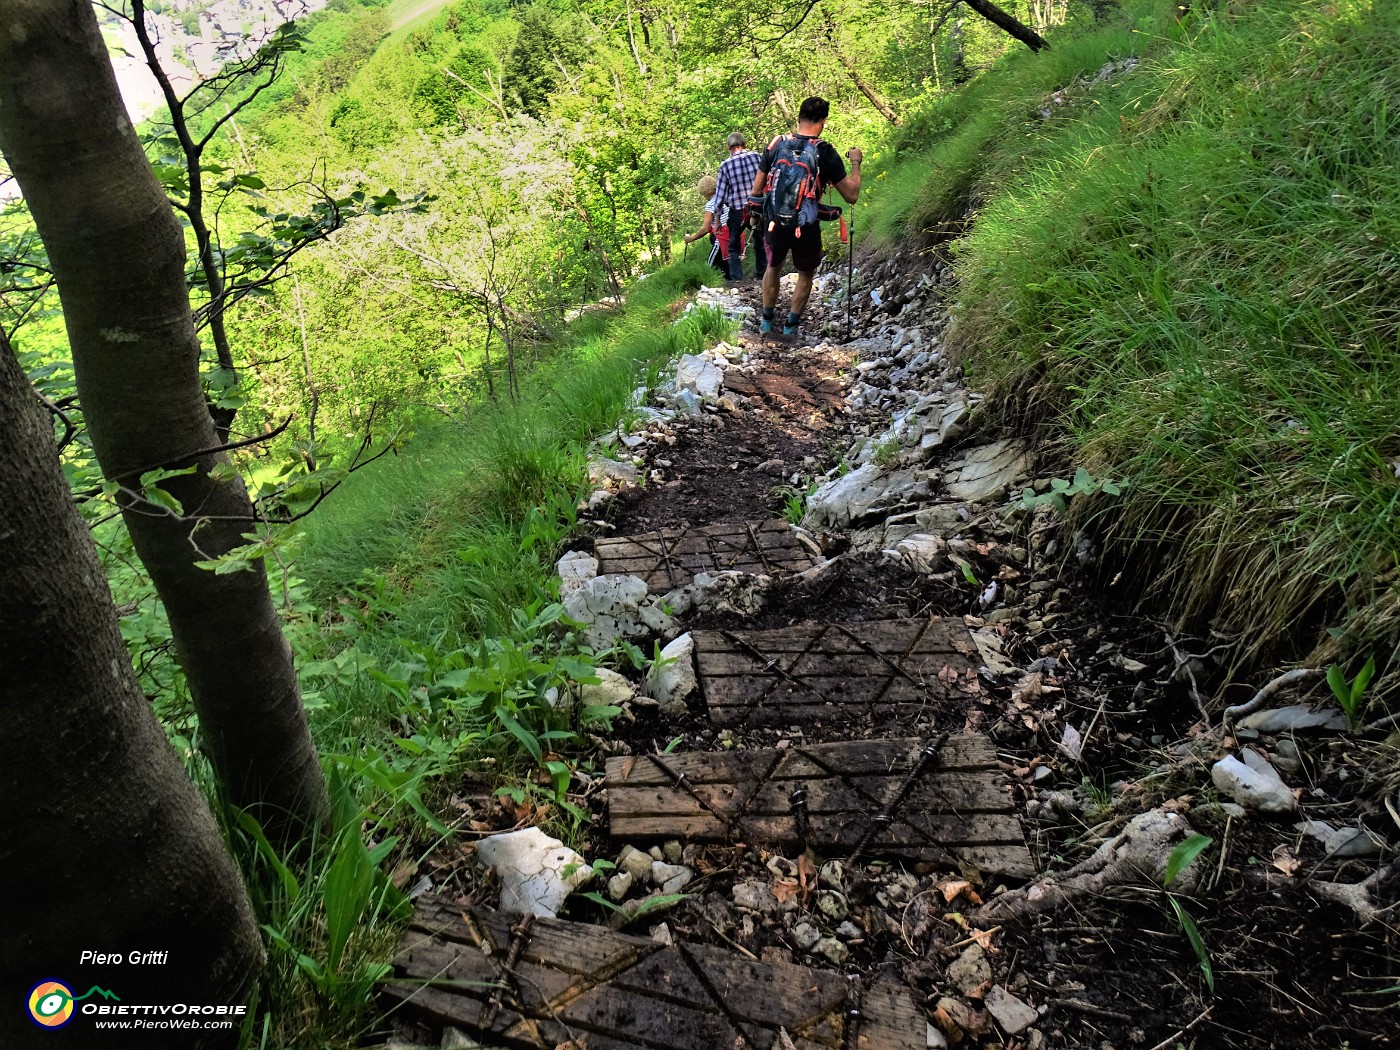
[382, 261, 1397, 1050]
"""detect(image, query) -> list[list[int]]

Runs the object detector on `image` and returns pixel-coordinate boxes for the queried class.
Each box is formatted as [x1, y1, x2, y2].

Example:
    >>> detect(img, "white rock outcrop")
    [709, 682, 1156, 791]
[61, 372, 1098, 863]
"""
[942, 440, 1031, 502]
[556, 550, 599, 598]
[646, 632, 698, 708]
[804, 464, 932, 529]
[675, 354, 724, 401]
[475, 827, 592, 918]
[563, 574, 677, 649]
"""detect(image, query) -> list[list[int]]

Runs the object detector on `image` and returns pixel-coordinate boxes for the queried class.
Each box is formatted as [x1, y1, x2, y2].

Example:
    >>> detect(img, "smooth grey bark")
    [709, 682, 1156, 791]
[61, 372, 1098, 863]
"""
[0, 332, 262, 1049]
[0, 0, 327, 837]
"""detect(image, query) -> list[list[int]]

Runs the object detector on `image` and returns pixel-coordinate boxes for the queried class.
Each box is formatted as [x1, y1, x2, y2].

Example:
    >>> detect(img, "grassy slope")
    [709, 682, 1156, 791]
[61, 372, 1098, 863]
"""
[867, 0, 1399, 700]
[242, 258, 728, 1047]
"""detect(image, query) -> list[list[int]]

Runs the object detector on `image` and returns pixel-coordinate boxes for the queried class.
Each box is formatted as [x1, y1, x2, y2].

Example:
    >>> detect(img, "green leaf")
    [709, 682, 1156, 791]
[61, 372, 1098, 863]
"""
[579, 891, 619, 912]
[627, 892, 689, 923]
[231, 808, 300, 899]
[1168, 895, 1214, 992]
[323, 826, 374, 972]
[142, 485, 185, 514]
[1353, 655, 1377, 703]
[1327, 664, 1349, 705]
[1165, 833, 1213, 888]
[494, 704, 542, 763]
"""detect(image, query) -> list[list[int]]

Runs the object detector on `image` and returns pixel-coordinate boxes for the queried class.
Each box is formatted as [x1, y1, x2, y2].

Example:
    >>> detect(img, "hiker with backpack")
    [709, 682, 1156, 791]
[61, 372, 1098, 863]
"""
[745, 96, 863, 337]
[713, 131, 766, 284]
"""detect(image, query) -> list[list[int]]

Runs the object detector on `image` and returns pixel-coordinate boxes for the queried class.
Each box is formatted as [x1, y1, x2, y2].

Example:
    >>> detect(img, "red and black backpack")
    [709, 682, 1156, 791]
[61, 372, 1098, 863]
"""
[762, 134, 822, 234]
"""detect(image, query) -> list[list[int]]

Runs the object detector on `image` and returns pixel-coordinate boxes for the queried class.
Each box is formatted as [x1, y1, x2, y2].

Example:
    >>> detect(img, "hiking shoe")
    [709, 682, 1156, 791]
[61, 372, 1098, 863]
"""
[782, 323, 799, 338]
[760, 318, 775, 335]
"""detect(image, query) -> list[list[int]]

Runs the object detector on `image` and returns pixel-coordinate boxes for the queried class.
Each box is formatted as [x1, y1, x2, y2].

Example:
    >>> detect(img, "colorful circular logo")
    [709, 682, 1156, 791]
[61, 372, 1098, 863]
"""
[28, 981, 75, 1028]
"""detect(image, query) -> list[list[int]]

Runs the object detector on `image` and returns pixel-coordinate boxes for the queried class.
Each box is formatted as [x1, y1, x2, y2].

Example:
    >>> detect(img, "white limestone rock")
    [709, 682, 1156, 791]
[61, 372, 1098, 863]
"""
[556, 550, 599, 598]
[1237, 704, 1346, 732]
[1211, 752, 1296, 813]
[588, 456, 639, 487]
[895, 533, 947, 573]
[475, 827, 591, 918]
[985, 986, 1038, 1035]
[579, 667, 634, 707]
[803, 464, 931, 528]
[563, 574, 677, 649]
[942, 440, 1031, 502]
[675, 354, 724, 401]
[645, 632, 698, 707]
[670, 388, 704, 418]
[670, 570, 773, 617]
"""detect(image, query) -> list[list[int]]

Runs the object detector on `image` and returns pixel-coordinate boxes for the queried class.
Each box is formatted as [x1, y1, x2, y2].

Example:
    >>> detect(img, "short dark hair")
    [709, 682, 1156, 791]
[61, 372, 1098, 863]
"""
[798, 96, 830, 123]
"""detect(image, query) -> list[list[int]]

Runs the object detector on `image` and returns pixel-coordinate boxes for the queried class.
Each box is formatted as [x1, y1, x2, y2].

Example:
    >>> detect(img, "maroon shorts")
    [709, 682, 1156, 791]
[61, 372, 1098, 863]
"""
[765, 222, 824, 274]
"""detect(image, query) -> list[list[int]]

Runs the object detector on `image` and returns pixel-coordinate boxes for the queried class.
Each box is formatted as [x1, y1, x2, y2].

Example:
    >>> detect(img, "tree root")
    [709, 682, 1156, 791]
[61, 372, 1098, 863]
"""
[1303, 861, 1398, 925]
[976, 809, 1202, 924]
[1221, 667, 1325, 733]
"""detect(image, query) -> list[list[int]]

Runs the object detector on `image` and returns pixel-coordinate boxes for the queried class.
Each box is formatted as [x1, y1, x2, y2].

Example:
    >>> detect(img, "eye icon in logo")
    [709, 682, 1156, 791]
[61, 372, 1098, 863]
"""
[28, 981, 75, 1028]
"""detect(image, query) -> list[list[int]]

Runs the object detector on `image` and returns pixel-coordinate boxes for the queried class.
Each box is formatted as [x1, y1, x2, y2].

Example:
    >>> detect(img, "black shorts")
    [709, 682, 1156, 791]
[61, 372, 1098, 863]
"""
[764, 222, 823, 274]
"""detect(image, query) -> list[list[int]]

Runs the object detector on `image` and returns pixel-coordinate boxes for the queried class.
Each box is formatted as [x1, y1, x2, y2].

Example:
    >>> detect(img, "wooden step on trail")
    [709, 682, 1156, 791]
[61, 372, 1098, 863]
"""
[695, 618, 981, 727]
[595, 519, 819, 592]
[386, 896, 926, 1049]
[606, 736, 1033, 878]
[722, 369, 846, 414]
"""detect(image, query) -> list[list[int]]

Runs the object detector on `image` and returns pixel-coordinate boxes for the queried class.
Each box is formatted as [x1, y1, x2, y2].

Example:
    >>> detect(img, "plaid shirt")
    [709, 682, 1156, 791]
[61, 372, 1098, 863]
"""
[715, 149, 762, 211]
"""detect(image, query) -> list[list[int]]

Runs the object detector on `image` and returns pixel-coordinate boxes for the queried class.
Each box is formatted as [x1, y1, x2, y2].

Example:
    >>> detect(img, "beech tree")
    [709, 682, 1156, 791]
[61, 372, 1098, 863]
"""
[0, 330, 262, 1048]
[0, 0, 327, 835]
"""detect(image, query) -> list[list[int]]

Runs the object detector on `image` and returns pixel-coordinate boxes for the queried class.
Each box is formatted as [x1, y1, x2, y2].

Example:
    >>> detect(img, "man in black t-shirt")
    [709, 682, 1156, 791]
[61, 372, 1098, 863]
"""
[746, 96, 863, 337]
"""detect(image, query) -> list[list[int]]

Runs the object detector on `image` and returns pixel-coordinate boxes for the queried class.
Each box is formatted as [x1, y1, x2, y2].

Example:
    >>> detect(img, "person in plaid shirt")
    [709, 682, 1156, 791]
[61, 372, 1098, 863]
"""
[714, 131, 765, 283]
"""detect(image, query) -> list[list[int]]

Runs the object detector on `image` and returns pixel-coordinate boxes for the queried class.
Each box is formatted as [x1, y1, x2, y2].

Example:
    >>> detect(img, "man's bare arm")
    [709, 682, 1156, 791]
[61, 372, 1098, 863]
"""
[834, 146, 863, 204]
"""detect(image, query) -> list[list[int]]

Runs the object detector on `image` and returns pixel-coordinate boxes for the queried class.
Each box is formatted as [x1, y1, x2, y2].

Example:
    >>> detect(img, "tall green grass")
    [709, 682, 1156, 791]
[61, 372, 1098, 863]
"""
[231, 258, 730, 1048]
[862, 13, 1146, 244]
[292, 258, 732, 761]
[926, 0, 1399, 687]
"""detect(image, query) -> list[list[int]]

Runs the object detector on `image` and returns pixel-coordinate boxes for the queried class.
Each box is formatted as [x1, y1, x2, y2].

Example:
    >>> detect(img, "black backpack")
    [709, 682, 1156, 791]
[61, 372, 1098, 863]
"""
[762, 135, 822, 233]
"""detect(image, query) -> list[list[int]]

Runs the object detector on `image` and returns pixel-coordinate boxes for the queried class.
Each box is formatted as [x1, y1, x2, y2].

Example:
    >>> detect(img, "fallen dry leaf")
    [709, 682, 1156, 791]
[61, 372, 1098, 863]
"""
[931, 1005, 965, 1044]
[940, 879, 973, 903]
[1271, 844, 1302, 877]
[1011, 671, 1043, 706]
[390, 860, 417, 890]
[938, 880, 984, 906]
[771, 878, 801, 904]
[967, 927, 998, 952]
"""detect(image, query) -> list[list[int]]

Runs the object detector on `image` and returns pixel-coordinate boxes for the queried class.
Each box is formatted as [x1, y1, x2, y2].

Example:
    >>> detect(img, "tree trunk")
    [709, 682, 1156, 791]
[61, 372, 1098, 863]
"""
[834, 46, 901, 126]
[0, 332, 262, 1049]
[0, 0, 327, 838]
[963, 0, 1050, 51]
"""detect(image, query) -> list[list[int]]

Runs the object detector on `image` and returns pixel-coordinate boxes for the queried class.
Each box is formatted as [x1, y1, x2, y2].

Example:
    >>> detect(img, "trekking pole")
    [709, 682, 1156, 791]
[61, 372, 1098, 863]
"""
[846, 208, 855, 343]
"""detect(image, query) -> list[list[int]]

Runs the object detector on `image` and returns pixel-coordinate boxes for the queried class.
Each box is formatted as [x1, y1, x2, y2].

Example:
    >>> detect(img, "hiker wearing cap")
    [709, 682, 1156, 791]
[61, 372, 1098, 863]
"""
[714, 131, 765, 283]
[745, 96, 862, 337]
[683, 175, 742, 274]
